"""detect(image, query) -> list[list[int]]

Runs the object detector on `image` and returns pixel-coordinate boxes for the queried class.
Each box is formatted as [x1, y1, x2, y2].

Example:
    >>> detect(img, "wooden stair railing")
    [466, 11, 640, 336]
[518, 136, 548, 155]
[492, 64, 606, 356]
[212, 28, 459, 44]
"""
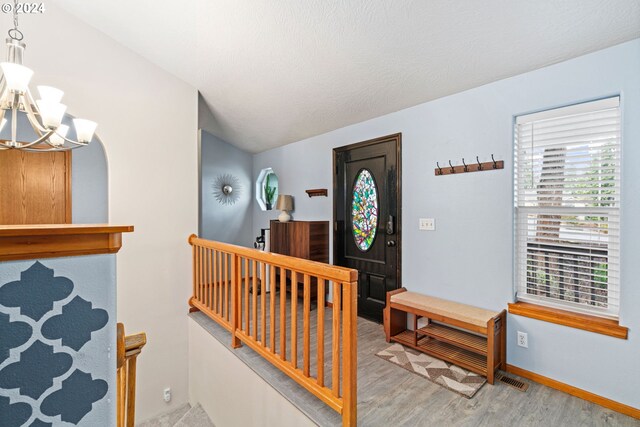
[117, 323, 147, 427]
[188, 234, 359, 426]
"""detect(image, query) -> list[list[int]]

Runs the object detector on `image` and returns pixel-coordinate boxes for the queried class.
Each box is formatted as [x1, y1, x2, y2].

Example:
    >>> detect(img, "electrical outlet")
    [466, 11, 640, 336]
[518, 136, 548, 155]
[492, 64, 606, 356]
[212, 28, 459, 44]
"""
[419, 218, 435, 231]
[517, 331, 528, 348]
[163, 388, 171, 402]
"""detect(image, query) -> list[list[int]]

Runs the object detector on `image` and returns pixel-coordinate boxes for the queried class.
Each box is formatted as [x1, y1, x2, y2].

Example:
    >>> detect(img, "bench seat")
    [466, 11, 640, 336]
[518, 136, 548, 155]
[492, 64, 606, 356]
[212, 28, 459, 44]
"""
[384, 288, 506, 384]
[391, 291, 501, 330]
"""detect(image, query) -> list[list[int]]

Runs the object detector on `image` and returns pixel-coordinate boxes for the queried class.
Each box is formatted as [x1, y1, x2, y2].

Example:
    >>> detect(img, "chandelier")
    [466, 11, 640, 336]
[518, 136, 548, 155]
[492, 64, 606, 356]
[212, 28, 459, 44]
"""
[0, 1, 97, 151]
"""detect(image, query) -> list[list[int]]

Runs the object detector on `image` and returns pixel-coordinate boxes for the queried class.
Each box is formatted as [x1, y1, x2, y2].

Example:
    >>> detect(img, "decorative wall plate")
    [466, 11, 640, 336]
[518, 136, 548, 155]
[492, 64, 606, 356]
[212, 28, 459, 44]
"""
[212, 174, 241, 206]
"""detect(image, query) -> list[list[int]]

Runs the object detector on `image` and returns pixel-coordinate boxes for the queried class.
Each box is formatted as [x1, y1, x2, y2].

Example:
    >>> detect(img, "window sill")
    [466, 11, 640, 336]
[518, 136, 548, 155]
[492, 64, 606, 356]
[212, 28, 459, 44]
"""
[508, 302, 628, 340]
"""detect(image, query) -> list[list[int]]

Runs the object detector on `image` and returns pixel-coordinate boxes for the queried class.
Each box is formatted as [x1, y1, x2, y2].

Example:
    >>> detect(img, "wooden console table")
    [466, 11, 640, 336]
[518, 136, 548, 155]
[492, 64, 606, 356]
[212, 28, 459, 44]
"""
[384, 288, 506, 384]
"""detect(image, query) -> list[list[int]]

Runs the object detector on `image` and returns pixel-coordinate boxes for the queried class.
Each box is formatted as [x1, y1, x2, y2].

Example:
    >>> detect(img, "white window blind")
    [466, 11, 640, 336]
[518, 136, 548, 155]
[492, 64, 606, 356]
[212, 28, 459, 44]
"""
[514, 97, 621, 318]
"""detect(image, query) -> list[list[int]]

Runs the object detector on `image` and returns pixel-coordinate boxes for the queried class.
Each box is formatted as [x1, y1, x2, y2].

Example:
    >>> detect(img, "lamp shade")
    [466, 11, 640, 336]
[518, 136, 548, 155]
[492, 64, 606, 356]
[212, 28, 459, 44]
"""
[36, 100, 67, 128]
[73, 119, 98, 143]
[49, 124, 69, 147]
[0, 62, 33, 93]
[38, 86, 64, 103]
[275, 194, 293, 211]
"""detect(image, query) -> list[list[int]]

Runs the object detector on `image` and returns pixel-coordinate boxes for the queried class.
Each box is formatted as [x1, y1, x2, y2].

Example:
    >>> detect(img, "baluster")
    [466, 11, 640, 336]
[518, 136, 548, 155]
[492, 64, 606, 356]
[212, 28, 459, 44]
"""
[207, 248, 212, 309]
[332, 282, 341, 397]
[197, 246, 202, 302]
[191, 245, 196, 300]
[231, 254, 241, 348]
[202, 248, 206, 307]
[317, 278, 325, 387]
[280, 267, 286, 361]
[342, 279, 357, 426]
[228, 253, 232, 320]
[270, 264, 276, 352]
[223, 253, 227, 320]
[252, 260, 258, 340]
[212, 250, 218, 314]
[244, 259, 250, 334]
[261, 261, 267, 345]
[291, 272, 298, 368]
[303, 274, 311, 377]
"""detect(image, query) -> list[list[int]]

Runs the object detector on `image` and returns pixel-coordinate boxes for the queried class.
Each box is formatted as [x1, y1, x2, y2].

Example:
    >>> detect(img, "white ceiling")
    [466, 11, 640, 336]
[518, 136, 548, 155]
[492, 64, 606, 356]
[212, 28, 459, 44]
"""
[53, 0, 640, 153]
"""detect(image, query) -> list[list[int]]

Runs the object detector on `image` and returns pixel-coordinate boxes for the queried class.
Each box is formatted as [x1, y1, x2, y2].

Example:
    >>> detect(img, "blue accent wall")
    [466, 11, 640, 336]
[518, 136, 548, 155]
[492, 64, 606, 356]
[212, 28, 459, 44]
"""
[200, 129, 254, 247]
[0, 256, 116, 426]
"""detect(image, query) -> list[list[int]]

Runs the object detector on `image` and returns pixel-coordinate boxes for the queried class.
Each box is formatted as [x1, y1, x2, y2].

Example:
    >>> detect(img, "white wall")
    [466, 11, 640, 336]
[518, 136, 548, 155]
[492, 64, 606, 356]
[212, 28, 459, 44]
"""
[254, 39, 640, 409]
[0, 6, 199, 421]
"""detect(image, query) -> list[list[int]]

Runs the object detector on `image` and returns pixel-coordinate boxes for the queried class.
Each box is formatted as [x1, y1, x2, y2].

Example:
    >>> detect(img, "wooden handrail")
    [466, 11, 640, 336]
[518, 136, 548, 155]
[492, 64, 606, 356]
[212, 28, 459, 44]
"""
[188, 234, 358, 426]
[188, 235, 358, 284]
[117, 323, 147, 427]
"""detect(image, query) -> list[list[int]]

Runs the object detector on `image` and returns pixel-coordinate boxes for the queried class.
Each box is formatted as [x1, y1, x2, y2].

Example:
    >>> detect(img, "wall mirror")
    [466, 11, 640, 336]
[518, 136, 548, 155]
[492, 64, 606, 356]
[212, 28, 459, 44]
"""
[255, 167, 278, 211]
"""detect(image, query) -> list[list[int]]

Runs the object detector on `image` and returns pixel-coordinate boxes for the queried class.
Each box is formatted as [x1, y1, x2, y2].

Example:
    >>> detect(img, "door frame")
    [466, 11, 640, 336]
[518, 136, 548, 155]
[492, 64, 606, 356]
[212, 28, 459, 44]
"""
[332, 132, 402, 298]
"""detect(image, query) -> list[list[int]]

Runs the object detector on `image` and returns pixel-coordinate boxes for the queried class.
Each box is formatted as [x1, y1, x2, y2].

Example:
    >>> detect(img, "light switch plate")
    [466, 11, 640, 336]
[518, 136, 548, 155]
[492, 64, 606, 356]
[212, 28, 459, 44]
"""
[419, 218, 435, 231]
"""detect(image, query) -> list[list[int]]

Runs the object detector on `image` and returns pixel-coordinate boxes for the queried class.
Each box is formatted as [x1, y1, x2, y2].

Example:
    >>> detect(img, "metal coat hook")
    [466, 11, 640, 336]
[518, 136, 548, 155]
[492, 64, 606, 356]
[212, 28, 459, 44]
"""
[434, 155, 503, 176]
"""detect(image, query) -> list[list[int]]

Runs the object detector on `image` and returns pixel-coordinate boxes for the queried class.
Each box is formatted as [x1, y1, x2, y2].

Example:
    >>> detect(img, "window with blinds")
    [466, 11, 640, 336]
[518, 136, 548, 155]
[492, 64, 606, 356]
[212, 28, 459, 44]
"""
[514, 97, 621, 318]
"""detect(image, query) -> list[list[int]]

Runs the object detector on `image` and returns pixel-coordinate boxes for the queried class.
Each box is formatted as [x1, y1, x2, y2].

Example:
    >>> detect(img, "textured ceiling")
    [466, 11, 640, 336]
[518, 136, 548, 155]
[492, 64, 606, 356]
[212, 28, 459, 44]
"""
[53, 0, 640, 153]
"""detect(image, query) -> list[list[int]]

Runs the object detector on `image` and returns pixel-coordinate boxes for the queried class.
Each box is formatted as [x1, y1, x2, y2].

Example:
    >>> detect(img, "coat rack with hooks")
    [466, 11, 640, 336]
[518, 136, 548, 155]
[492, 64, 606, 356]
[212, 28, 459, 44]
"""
[435, 155, 504, 176]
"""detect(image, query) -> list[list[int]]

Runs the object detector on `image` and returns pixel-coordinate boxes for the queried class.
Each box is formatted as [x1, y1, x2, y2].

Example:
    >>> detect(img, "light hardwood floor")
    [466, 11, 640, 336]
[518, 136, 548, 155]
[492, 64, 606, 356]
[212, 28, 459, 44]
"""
[190, 292, 639, 427]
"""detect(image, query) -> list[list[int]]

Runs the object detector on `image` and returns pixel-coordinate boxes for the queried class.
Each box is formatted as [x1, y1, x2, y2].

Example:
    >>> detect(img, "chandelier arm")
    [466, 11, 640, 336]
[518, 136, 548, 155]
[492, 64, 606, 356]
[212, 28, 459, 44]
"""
[0, 76, 6, 107]
[19, 142, 88, 152]
[12, 128, 55, 149]
[58, 136, 88, 147]
[22, 92, 88, 147]
[22, 88, 48, 135]
[11, 102, 17, 145]
[23, 87, 88, 147]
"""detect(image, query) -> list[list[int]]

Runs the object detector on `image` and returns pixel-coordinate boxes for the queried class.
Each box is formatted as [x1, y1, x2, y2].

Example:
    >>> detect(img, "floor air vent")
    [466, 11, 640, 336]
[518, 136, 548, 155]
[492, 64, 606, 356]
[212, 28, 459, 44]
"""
[496, 373, 529, 392]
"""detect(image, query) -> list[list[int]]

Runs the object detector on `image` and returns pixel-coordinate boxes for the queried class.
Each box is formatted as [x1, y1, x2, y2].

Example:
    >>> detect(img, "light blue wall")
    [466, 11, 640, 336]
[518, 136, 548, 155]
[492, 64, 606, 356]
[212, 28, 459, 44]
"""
[72, 135, 108, 224]
[253, 39, 640, 409]
[200, 129, 254, 247]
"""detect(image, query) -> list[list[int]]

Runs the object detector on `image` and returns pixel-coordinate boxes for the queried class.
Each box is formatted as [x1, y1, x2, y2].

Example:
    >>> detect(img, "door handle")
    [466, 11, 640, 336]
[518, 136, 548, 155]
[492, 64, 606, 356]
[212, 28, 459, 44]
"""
[387, 240, 396, 247]
[387, 215, 394, 235]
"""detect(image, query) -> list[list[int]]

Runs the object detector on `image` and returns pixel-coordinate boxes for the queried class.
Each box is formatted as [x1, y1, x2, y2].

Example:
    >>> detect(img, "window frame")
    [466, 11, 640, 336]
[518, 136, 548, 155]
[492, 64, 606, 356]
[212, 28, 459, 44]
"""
[513, 97, 622, 320]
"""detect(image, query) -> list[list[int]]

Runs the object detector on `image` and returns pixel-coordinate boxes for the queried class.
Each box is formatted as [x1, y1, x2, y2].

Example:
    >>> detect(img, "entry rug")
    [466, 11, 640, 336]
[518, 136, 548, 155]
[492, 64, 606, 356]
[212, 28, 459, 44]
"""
[376, 343, 486, 398]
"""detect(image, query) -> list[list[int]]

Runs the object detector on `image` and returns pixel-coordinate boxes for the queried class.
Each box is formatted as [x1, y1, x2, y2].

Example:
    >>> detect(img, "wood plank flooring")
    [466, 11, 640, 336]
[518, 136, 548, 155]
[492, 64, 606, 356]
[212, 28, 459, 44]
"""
[190, 292, 639, 427]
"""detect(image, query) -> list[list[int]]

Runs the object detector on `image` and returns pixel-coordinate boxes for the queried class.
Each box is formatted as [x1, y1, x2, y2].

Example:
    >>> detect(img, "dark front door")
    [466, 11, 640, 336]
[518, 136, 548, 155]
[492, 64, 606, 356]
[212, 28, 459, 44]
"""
[333, 134, 401, 322]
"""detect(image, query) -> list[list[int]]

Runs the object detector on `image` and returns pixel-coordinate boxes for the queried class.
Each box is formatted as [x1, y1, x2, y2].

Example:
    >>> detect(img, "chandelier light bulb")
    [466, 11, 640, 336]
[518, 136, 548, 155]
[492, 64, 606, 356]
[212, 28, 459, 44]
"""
[0, 62, 34, 93]
[36, 100, 67, 128]
[37, 86, 64, 103]
[0, 117, 6, 132]
[49, 124, 69, 147]
[73, 119, 97, 143]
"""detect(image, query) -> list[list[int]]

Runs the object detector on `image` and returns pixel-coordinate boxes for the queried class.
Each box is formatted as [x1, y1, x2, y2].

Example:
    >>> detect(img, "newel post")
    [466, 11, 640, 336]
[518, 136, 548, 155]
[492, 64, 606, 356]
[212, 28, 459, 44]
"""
[342, 279, 358, 426]
[231, 253, 242, 348]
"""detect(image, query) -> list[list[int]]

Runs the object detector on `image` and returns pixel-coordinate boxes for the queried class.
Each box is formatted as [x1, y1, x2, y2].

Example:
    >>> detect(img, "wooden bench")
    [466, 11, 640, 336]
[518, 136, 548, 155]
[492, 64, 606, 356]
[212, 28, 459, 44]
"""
[383, 288, 506, 384]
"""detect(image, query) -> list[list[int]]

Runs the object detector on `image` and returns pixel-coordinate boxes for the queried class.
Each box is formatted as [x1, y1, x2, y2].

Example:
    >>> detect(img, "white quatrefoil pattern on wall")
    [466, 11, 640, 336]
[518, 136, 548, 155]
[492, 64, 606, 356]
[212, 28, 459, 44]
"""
[0, 261, 111, 426]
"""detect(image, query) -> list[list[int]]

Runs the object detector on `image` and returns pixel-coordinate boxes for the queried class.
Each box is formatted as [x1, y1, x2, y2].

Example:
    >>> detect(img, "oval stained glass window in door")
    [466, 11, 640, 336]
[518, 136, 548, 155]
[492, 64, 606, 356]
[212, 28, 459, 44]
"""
[351, 169, 379, 251]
